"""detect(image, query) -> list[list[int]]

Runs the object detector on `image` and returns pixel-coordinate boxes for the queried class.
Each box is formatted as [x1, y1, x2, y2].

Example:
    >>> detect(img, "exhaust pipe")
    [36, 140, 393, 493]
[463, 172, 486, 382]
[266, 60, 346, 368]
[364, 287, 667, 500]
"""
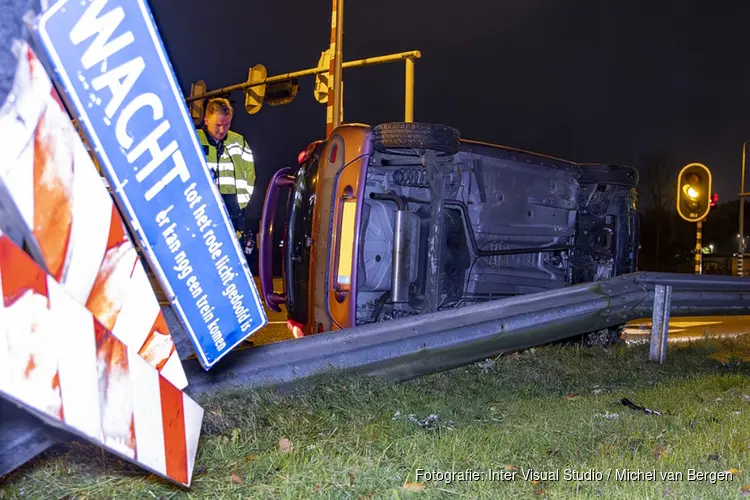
[370, 192, 412, 304]
[391, 209, 411, 303]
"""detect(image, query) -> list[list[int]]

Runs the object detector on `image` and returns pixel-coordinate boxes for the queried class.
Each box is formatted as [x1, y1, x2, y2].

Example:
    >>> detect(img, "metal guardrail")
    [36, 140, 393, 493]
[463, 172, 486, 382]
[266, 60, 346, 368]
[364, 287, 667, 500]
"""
[180, 272, 750, 397]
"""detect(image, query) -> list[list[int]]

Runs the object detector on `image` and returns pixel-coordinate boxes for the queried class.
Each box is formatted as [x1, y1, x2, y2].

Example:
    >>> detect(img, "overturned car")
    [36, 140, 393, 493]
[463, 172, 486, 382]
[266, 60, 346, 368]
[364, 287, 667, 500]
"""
[260, 122, 639, 342]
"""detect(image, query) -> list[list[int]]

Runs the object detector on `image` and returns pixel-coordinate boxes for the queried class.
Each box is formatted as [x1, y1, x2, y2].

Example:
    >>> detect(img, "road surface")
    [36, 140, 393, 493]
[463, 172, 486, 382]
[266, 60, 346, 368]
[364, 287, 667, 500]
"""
[623, 315, 750, 343]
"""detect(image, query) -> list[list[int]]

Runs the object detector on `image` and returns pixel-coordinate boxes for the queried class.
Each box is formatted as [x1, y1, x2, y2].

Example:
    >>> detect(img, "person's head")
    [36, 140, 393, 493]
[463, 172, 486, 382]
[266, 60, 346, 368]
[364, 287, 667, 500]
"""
[203, 98, 234, 141]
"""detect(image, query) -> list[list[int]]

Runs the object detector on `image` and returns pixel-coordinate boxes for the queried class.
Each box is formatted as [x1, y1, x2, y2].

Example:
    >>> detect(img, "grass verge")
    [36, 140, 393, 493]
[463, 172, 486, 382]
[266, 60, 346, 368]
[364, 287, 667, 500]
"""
[2, 335, 750, 499]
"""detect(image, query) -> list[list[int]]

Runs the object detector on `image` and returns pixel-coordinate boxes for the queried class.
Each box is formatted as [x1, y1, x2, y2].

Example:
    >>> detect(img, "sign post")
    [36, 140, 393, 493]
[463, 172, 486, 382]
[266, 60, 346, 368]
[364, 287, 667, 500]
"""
[32, 0, 268, 370]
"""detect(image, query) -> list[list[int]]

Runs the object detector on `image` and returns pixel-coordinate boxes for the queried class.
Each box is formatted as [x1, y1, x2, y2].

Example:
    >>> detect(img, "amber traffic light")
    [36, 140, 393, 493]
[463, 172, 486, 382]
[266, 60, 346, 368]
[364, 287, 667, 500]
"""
[676, 163, 712, 222]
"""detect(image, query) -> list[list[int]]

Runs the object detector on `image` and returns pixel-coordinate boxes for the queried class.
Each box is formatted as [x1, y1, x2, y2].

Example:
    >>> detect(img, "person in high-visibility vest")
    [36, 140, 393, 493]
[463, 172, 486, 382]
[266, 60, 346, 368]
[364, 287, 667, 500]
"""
[197, 98, 256, 256]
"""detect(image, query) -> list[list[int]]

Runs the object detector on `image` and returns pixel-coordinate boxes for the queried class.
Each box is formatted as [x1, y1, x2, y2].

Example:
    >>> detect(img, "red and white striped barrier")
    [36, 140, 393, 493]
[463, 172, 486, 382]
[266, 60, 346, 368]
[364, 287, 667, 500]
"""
[0, 44, 186, 390]
[0, 234, 203, 487]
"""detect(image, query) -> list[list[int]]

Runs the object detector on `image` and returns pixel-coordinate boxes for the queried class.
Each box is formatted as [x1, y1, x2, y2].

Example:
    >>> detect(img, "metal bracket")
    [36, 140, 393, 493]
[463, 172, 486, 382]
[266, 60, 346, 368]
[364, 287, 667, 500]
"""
[422, 149, 445, 313]
[649, 284, 672, 364]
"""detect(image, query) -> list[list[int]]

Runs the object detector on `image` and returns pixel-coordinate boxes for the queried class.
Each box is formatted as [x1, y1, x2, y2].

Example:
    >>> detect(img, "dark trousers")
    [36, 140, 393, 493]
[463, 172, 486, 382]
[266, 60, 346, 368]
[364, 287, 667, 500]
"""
[221, 193, 258, 275]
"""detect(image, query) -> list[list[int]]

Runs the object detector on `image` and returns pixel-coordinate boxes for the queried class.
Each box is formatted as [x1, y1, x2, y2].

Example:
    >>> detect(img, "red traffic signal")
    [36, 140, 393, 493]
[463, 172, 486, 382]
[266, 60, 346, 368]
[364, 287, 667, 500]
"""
[710, 193, 718, 207]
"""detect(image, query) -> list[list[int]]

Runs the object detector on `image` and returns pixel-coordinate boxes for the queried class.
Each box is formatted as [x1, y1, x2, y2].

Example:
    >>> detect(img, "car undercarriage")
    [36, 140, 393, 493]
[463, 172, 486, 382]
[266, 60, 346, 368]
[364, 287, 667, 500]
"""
[354, 123, 639, 326]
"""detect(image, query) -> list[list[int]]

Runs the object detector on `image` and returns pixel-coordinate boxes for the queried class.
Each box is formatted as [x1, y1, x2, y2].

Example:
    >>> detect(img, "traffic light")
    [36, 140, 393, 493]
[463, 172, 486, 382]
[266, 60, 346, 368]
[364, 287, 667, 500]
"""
[244, 64, 268, 115]
[188, 80, 207, 126]
[313, 48, 343, 120]
[710, 193, 719, 207]
[676, 162, 712, 222]
[314, 49, 332, 103]
[265, 79, 299, 107]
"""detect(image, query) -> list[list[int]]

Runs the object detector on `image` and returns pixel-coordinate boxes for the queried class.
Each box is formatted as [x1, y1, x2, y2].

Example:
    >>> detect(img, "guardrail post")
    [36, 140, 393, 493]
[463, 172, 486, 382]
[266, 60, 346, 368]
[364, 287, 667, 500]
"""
[649, 284, 672, 363]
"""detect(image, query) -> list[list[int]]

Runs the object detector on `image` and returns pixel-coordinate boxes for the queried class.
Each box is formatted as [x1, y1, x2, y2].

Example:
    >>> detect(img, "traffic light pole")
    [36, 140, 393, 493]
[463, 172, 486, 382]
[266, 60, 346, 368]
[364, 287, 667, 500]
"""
[695, 220, 703, 275]
[738, 140, 750, 277]
[327, 0, 344, 138]
[676, 163, 711, 275]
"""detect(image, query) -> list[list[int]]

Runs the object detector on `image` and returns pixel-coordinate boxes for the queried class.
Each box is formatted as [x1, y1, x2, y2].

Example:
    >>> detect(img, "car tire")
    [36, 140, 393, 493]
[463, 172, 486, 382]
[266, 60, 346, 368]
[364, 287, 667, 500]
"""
[373, 122, 461, 156]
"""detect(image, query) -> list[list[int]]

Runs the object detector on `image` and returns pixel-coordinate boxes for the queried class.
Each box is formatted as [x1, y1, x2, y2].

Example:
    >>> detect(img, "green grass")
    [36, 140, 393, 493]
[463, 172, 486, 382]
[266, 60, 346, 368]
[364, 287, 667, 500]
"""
[2, 336, 750, 499]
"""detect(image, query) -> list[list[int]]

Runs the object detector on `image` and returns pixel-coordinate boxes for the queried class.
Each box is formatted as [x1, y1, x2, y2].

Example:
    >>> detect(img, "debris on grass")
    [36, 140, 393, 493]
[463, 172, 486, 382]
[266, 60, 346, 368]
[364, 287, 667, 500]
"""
[597, 411, 620, 420]
[408, 413, 455, 430]
[476, 359, 496, 372]
[403, 482, 426, 491]
[392, 411, 455, 430]
[652, 444, 668, 459]
[618, 397, 663, 416]
[409, 414, 440, 428]
[279, 438, 294, 453]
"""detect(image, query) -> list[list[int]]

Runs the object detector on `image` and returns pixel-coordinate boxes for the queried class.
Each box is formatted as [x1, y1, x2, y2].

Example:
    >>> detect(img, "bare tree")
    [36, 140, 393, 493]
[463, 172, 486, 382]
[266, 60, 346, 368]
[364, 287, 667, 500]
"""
[638, 151, 677, 270]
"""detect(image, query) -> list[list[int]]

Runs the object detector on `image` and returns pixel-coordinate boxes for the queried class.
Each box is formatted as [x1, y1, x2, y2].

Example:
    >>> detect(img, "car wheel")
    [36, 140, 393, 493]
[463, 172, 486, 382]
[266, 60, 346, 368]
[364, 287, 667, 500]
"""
[373, 122, 460, 156]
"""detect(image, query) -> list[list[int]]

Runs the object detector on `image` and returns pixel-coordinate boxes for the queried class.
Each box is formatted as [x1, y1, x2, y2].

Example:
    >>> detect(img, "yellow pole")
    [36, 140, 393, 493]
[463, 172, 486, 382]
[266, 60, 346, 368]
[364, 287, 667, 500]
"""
[332, 0, 344, 131]
[404, 57, 415, 123]
[325, 0, 336, 138]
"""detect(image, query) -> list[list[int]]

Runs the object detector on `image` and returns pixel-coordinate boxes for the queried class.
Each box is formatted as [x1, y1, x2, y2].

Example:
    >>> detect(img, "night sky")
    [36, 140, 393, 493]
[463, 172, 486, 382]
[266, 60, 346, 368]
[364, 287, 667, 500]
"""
[150, 0, 750, 219]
